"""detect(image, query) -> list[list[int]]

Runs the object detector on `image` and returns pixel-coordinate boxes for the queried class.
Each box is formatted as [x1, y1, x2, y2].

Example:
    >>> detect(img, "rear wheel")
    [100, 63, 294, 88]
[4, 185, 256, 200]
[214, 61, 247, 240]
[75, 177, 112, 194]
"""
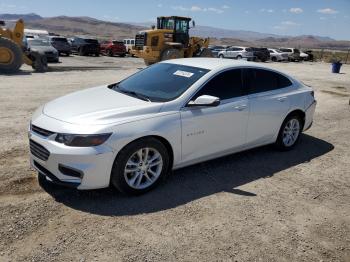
[111, 138, 170, 195]
[236, 55, 242, 60]
[275, 114, 303, 150]
[0, 37, 23, 73]
[271, 56, 277, 62]
[108, 49, 113, 57]
[160, 48, 181, 61]
[219, 54, 224, 59]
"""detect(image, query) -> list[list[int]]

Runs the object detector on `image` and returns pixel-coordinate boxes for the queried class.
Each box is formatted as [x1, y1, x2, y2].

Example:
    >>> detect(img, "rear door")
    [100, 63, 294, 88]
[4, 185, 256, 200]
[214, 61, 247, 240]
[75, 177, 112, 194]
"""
[243, 68, 293, 146]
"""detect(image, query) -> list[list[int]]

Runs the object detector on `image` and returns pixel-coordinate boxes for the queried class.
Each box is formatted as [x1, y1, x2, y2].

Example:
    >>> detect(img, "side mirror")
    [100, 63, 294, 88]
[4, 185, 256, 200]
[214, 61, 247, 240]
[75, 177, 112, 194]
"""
[187, 95, 220, 107]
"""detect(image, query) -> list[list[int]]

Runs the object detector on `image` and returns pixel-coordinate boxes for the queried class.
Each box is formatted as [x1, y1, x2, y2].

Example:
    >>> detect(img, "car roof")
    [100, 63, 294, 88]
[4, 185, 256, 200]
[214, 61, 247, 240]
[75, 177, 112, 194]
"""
[162, 58, 272, 71]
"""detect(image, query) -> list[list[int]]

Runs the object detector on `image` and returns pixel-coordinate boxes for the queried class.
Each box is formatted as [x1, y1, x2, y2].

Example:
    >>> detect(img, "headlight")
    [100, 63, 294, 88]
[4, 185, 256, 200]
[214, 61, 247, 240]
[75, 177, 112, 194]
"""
[55, 133, 112, 147]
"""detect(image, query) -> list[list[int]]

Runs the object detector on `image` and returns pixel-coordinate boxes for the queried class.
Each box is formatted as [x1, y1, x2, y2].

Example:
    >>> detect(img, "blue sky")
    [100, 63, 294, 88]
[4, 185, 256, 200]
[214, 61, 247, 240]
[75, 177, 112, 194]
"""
[1, 0, 349, 40]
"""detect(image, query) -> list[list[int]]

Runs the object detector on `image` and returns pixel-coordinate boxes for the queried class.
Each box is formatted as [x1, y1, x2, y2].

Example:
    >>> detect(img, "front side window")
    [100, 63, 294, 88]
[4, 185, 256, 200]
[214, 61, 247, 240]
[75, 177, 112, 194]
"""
[244, 68, 292, 94]
[175, 20, 188, 33]
[112, 63, 209, 102]
[193, 69, 244, 101]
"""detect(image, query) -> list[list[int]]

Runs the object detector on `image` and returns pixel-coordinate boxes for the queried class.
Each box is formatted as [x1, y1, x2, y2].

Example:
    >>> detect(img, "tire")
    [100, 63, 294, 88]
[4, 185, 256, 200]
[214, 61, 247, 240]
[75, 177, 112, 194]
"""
[78, 47, 85, 56]
[198, 48, 213, 58]
[108, 49, 113, 57]
[271, 57, 277, 62]
[236, 55, 242, 60]
[120, 53, 126, 57]
[95, 53, 100, 57]
[0, 37, 23, 73]
[111, 137, 170, 195]
[160, 48, 181, 61]
[30, 51, 48, 72]
[275, 114, 303, 151]
[219, 54, 224, 59]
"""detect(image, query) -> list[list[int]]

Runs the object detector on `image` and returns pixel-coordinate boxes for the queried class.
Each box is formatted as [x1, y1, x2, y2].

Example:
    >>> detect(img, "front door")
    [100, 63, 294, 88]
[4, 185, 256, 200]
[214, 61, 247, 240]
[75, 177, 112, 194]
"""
[180, 69, 249, 163]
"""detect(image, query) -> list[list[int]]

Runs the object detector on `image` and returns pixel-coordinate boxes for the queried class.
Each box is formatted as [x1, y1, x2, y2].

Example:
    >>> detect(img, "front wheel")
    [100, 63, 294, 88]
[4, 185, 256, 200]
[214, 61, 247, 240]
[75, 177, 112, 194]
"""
[275, 115, 303, 150]
[111, 138, 170, 195]
[236, 55, 242, 60]
[219, 54, 224, 59]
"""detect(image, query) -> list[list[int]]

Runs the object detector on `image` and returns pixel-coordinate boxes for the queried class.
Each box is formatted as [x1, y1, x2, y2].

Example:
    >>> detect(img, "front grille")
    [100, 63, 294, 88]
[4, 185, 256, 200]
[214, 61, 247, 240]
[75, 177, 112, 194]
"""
[135, 33, 146, 48]
[31, 125, 54, 137]
[30, 140, 50, 161]
[45, 51, 54, 55]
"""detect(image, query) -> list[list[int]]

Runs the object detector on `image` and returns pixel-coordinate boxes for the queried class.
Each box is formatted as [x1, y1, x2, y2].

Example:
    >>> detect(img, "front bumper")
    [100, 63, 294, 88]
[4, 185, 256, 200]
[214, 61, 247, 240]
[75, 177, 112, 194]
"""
[29, 130, 115, 190]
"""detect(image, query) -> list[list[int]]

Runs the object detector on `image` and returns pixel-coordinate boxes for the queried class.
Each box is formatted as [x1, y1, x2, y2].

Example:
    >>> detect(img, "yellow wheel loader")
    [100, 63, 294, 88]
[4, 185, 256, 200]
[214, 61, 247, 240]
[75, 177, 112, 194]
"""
[131, 16, 212, 65]
[0, 19, 47, 73]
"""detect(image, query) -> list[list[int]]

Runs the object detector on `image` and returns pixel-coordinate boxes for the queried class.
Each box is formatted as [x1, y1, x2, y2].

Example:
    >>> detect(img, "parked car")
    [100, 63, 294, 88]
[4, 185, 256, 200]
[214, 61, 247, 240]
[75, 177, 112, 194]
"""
[250, 47, 270, 62]
[123, 38, 135, 54]
[268, 49, 289, 62]
[100, 40, 127, 57]
[70, 36, 100, 56]
[29, 58, 316, 194]
[208, 45, 226, 57]
[48, 36, 71, 56]
[279, 48, 301, 62]
[304, 50, 314, 61]
[218, 46, 255, 60]
[27, 38, 59, 62]
[299, 51, 309, 61]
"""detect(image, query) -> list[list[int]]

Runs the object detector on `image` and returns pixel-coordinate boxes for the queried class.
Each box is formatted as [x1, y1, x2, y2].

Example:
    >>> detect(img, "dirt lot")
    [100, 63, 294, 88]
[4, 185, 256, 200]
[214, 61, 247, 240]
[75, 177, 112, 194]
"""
[0, 56, 349, 262]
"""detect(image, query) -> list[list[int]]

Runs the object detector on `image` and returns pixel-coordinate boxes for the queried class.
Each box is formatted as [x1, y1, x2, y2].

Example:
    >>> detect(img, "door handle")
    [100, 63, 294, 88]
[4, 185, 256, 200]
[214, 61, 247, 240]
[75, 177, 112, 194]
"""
[277, 97, 287, 102]
[233, 105, 247, 111]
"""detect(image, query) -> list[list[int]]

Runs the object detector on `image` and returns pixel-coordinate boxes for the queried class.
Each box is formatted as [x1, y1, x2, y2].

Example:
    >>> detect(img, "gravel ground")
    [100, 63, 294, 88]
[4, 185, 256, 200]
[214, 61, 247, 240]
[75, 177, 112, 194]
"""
[0, 56, 349, 262]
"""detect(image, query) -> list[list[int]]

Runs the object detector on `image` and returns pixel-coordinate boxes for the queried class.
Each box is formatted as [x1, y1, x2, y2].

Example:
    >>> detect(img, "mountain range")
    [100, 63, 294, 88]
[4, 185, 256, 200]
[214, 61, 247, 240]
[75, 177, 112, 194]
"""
[1, 13, 349, 49]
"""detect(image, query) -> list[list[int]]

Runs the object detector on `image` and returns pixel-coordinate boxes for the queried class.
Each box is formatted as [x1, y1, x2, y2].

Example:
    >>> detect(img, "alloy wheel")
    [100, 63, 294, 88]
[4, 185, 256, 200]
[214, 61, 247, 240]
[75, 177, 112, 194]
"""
[282, 118, 300, 147]
[124, 147, 163, 189]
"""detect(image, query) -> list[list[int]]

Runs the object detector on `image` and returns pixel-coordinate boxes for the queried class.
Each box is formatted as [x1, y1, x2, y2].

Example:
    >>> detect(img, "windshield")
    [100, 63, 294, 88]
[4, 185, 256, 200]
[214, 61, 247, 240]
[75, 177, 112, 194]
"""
[52, 37, 68, 42]
[84, 39, 98, 44]
[28, 39, 51, 46]
[112, 41, 124, 45]
[112, 63, 209, 102]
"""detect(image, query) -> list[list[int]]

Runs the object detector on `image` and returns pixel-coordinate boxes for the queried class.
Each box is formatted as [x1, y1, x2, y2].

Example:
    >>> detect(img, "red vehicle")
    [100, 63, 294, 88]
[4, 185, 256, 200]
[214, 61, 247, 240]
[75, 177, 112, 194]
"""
[100, 40, 127, 57]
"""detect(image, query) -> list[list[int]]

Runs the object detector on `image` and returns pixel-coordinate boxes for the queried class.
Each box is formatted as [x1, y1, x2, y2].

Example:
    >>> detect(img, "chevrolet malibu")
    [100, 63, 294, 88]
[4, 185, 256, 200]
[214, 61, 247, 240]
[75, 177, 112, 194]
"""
[29, 58, 316, 195]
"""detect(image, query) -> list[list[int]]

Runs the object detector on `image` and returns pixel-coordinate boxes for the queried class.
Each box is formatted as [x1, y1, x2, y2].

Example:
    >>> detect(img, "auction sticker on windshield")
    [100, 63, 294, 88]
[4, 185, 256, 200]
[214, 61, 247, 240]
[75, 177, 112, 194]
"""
[173, 70, 194, 78]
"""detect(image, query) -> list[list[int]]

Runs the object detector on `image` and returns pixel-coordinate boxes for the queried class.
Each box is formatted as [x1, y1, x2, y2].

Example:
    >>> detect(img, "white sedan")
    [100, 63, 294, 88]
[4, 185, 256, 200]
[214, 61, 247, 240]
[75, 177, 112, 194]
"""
[29, 58, 316, 194]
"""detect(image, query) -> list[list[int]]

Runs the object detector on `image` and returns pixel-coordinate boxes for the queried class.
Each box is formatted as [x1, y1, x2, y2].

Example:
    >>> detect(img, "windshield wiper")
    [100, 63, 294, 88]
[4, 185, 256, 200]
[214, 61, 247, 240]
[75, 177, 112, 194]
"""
[109, 83, 151, 102]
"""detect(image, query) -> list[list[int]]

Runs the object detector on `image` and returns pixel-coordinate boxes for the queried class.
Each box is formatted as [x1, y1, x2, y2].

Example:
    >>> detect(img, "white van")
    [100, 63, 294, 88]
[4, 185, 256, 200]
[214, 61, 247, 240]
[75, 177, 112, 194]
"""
[123, 38, 135, 54]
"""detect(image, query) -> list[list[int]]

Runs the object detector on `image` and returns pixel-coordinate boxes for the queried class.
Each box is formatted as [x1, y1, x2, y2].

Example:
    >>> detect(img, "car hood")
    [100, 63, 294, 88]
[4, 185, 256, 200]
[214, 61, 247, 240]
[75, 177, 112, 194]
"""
[43, 86, 163, 125]
[30, 46, 57, 53]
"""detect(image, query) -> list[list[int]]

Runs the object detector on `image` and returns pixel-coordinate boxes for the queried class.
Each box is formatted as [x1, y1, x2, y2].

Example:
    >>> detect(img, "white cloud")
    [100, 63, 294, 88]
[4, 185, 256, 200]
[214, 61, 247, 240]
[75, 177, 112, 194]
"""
[290, 7, 303, 14]
[0, 3, 16, 8]
[172, 5, 224, 14]
[320, 17, 327, 20]
[273, 20, 301, 30]
[317, 8, 338, 14]
[260, 8, 274, 13]
[281, 21, 300, 26]
[221, 5, 230, 9]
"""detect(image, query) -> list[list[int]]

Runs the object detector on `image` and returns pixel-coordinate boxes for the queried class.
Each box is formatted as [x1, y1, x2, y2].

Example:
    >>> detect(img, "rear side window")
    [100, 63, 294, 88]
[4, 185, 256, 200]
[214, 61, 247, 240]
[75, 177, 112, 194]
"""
[244, 68, 292, 94]
[193, 69, 244, 101]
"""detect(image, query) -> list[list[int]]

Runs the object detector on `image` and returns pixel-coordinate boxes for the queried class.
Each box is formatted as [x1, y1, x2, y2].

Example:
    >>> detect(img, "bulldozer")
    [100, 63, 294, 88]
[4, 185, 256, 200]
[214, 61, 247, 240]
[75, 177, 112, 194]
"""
[131, 16, 212, 65]
[0, 19, 47, 73]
